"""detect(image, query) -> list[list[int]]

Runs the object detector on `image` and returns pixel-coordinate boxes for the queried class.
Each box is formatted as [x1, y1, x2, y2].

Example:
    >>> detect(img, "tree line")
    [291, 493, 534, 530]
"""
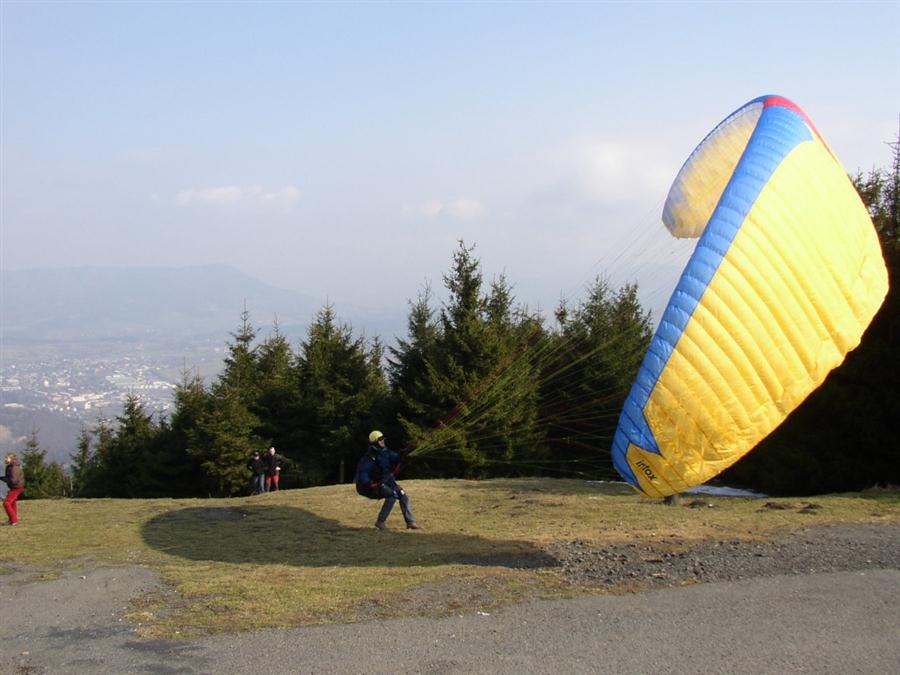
[17, 239, 650, 499]
[17, 145, 899, 498]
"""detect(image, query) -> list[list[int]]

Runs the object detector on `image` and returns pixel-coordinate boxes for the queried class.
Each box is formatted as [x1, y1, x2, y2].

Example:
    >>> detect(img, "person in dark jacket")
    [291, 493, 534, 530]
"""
[1, 452, 25, 525]
[263, 447, 282, 492]
[356, 430, 420, 530]
[247, 450, 266, 495]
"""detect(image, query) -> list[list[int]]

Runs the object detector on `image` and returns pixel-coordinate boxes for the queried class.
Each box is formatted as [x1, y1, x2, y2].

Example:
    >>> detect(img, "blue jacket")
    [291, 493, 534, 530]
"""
[356, 444, 400, 489]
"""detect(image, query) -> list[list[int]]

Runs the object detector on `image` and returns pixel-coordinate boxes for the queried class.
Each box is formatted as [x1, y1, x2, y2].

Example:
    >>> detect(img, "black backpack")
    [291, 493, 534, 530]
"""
[354, 452, 380, 499]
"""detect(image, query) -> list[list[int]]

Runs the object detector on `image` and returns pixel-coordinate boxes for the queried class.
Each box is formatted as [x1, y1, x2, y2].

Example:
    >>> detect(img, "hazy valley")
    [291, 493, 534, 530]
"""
[0, 264, 405, 463]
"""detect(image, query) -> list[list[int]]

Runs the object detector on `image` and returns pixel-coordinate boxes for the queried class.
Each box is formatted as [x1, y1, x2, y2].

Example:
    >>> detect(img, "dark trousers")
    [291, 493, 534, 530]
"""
[376, 483, 415, 525]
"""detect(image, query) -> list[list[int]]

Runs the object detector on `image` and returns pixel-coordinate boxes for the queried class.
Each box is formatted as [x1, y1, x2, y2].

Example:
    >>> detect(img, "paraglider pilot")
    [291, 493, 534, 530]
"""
[356, 430, 421, 530]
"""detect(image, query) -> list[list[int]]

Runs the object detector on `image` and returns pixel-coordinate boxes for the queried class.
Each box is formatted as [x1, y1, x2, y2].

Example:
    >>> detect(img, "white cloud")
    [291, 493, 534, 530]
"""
[401, 196, 485, 221]
[543, 138, 675, 206]
[176, 184, 301, 211]
[447, 197, 485, 220]
[177, 186, 242, 206]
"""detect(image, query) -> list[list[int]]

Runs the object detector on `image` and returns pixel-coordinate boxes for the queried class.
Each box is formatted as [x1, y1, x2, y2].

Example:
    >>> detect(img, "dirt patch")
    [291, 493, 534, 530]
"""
[545, 522, 900, 591]
[450, 550, 557, 569]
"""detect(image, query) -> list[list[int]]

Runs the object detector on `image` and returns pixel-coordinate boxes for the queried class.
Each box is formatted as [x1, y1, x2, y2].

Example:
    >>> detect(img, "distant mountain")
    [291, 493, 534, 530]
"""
[1, 264, 324, 342]
[2, 264, 412, 351]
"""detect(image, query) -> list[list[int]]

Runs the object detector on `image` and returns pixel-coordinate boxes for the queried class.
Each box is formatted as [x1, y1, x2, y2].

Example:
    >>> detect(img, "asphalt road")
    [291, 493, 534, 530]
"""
[4, 567, 899, 674]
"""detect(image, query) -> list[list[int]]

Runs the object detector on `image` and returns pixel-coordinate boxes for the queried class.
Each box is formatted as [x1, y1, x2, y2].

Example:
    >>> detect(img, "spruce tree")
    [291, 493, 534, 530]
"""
[220, 307, 261, 408]
[20, 428, 69, 498]
[395, 241, 545, 477]
[70, 426, 95, 497]
[388, 284, 441, 438]
[104, 394, 159, 497]
[471, 274, 545, 476]
[296, 304, 388, 484]
[81, 415, 115, 496]
[189, 385, 265, 496]
[540, 277, 652, 478]
[183, 310, 269, 496]
[149, 368, 209, 497]
[255, 320, 301, 476]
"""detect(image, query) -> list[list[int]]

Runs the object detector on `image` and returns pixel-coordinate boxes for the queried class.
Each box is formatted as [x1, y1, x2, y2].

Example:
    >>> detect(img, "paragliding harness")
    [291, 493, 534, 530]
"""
[354, 447, 407, 500]
[354, 454, 380, 500]
[355, 448, 384, 499]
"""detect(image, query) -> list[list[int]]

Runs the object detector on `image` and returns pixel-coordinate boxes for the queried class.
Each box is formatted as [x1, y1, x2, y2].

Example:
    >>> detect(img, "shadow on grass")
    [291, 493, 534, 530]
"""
[141, 505, 557, 569]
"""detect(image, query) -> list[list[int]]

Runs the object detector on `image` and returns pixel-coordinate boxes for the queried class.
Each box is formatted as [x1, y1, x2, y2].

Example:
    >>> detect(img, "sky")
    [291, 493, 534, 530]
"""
[2, 0, 899, 333]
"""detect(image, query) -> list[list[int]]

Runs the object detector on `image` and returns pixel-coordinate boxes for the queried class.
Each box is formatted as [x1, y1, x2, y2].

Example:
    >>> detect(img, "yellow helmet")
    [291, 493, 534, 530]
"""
[369, 430, 384, 443]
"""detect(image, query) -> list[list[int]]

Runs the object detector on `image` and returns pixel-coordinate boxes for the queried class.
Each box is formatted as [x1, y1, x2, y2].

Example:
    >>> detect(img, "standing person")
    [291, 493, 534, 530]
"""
[355, 430, 420, 530]
[263, 446, 282, 492]
[247, 450, 266, 495]
[1, 452, 25, 526]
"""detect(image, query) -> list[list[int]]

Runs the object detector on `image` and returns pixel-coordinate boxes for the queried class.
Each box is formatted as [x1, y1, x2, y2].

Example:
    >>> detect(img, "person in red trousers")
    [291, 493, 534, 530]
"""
[263, 446, 282, 492]
[2, 452, 25, 526]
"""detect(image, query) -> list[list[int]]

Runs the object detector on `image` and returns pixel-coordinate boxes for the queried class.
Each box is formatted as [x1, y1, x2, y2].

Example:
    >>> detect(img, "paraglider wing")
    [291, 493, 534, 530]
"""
[611, 95, 889, 497]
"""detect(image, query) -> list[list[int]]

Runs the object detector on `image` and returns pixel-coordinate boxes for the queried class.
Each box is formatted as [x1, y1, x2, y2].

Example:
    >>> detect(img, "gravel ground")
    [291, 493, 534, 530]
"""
[546, 521, 900, 590]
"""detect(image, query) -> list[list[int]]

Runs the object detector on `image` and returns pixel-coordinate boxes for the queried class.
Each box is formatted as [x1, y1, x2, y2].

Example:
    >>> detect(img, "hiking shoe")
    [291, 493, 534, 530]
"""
[374, 520, 387, 530]
[406, 522, 422, 530]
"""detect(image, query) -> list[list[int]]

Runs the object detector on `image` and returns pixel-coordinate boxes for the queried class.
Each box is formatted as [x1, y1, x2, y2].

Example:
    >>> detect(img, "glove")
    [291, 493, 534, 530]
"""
[399, 446, 413, 457]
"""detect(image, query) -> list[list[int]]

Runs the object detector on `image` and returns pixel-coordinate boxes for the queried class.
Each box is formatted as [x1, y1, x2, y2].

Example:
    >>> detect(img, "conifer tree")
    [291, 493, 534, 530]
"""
[364, 335, 392, 427]
[394, 242, 484, 472]
[388, 284, 441, 435]
[540, 277, 651, 477]
[20, 428, 69, 497]
[254, 320, 301, 472]
[470, 273, 545, 475]
[188, 385, 265, 496]
[151, 368, 209, 496]
[70, 426, 96, 497]
[80, 415, 115, 496]
[183, 310, 269, 496]
[296, 304, 388, 484]
[220, 307, 261, 408]
[396, 241, 545, 477]
[102, 394, 159, 497]
[20, 429, 49, 496]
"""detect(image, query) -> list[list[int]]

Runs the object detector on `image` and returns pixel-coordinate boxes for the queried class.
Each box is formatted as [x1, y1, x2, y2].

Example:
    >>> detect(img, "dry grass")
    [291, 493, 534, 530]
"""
[1, 478, 898, 637]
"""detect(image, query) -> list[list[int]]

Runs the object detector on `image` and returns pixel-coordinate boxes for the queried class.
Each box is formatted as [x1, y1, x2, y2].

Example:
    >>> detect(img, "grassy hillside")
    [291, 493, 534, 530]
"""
[2, 478, 898, 638]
